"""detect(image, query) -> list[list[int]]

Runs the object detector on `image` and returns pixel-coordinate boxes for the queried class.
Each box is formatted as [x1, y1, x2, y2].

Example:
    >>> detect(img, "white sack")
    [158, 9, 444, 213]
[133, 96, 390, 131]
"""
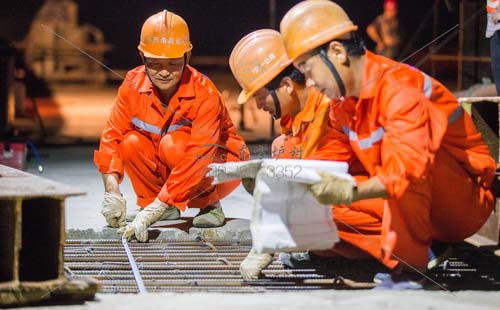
[208, 159, 353, 253]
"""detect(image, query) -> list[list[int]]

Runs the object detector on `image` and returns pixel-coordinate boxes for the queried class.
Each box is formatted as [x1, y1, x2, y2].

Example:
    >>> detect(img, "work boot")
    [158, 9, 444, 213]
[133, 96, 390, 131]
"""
[158, 206, 181, 221]
[427, 241, 454, 270]
[192, 202, 225, 228]
[126, 205, 180, 222]
[373, 264, 425, 290]
[278, 252, 311, 268]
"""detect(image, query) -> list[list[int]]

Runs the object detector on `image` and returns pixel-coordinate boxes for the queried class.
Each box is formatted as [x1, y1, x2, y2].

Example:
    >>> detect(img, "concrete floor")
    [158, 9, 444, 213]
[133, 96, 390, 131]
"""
[22, 291, 500, 310]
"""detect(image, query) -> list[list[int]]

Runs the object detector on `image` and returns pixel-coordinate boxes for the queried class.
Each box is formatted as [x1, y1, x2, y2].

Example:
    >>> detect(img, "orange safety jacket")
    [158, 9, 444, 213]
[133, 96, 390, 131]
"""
[309, 51, 495, 267]
[272, 87, 331, 159]
[94, 65, 248, 208]
[311, 51, 495, 197]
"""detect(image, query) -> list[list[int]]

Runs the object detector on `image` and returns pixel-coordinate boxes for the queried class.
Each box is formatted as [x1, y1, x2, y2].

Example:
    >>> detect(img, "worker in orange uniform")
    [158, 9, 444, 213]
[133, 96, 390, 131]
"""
[230, 29, 331, 161]
[229, 29, 332, 279]
[278, 0, 495, 289]
[366, 0, 402, 59]
[94, 10, 249, 241]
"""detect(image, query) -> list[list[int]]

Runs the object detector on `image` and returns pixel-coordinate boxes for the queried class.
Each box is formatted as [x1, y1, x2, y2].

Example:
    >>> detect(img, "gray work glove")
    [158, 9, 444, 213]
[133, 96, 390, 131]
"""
[118, 197, 169, 242]
[309, 171, 355, 205]
[101, 192, 127, 228]
[240, 249, 274, 280]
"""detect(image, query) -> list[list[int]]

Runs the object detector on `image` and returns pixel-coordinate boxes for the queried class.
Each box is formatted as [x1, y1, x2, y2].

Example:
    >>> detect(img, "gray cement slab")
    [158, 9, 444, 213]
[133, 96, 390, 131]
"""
[21, 291, 500, 310]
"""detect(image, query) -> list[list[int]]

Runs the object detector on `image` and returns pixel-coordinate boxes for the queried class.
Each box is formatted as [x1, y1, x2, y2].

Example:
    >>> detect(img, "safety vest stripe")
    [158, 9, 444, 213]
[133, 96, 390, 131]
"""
[342, 126, 385, 150]
[422, 72, 433, 99]
[448, 106, 464, 124]
[131, 117, 161, 135]
[167, 119, 190, 132]
[420, 72, 463, 125]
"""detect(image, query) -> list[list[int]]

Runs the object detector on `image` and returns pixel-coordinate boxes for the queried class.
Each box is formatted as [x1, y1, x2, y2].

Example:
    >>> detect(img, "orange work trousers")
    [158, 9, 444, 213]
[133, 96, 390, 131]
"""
[119, 130, 242, 209]
[317, 148, 494, 270]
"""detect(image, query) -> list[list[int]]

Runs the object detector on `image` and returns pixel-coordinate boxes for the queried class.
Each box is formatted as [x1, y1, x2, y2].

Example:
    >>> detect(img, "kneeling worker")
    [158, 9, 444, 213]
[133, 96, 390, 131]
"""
[281, 0, 495, 288]
[229, 29, 332, 279]
[94, 10, 249, 241]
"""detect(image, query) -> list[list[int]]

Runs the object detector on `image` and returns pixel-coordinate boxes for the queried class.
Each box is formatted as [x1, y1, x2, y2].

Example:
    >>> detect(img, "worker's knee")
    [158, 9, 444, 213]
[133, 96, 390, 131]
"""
[159, 132, 188, 169]
[120, 131, 151, 164]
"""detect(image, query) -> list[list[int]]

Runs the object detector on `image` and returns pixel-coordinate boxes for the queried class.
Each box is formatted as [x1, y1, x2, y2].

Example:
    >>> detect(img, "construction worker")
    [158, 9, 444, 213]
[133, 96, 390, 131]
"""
[229, 29, 332, 279]
[230, 29, 331, 161]
[487, 0, 500, 94]
[94, 10, 249, 241]
[366, 0, 402, 59]
[276, 0, 495, 288]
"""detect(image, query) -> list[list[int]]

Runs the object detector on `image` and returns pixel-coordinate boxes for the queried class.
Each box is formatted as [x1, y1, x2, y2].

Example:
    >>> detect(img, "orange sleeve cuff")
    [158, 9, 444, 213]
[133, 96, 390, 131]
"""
[93, 150, 124, 181]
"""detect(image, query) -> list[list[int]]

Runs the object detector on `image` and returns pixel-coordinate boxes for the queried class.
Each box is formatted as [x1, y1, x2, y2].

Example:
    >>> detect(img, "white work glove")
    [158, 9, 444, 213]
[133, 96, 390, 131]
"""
[240, 249, 274, 280]
[101, 192, 126, 228]
[117, 197, 169, 242]
[309, 171, 355, 205]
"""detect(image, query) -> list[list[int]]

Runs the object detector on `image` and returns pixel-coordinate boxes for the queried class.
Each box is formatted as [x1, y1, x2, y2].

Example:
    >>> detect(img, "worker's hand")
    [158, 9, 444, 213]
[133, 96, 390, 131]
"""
[117, 197, 169, 242]
[241, 178, 256, 194]
[309, 171, 355, 205]
[240, 249, 274, 280]
[101, 192, 127, 228]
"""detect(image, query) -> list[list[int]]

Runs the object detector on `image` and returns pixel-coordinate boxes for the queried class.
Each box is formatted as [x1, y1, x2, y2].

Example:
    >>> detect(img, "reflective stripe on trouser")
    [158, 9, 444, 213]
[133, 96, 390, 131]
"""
[119, 130, 242, 209]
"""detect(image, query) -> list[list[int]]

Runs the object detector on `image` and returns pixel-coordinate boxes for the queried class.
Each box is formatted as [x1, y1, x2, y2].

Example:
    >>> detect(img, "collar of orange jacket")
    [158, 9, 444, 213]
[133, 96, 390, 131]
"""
[280, 114, 293, 135]
[358, 50, 395, 100]
[291, 87, 320, 136]
[138, 64, 196, 99]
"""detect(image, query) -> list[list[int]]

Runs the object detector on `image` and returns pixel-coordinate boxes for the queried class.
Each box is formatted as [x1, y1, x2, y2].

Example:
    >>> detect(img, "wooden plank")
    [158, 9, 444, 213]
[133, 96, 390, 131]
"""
[430, 54, 492, 62]
[465, 234, 498, 247]
[458, 96, 500, 104]
[0, 165, 32, 178]
[0, 165, 84, 199]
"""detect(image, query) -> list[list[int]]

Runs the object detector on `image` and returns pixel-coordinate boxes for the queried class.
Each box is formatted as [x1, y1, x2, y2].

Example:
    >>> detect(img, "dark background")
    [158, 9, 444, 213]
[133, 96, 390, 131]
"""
[0, 0, 465, 69]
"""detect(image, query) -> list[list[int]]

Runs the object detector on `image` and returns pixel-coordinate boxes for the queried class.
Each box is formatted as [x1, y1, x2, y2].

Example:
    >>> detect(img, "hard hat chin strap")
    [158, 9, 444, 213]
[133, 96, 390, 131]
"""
[319, 49, 346, 97]
[270, 90, 282, 119]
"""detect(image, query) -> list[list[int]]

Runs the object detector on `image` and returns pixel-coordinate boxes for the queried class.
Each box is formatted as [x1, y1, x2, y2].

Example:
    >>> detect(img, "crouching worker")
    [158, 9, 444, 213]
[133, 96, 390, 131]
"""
[94, 10, 249, 241]
[229, 29, 332, 279]
[281, 0, 496, 288]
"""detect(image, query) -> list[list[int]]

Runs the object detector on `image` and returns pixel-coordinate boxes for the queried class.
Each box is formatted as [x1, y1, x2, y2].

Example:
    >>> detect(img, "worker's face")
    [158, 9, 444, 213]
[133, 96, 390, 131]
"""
[294, 53, 340, 99]
[144, 56, 185, 91]
[252, 81, 300, 119]
[294, 42, 348, 99]
[384, 4, 397, 18]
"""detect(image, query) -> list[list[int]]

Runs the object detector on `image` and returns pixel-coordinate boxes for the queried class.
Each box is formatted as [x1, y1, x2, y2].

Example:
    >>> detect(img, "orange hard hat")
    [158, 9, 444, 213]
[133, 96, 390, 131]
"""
[280, 0, 358, 61]
[229, 29, 292, 104]
[138, 10, 193, 58]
